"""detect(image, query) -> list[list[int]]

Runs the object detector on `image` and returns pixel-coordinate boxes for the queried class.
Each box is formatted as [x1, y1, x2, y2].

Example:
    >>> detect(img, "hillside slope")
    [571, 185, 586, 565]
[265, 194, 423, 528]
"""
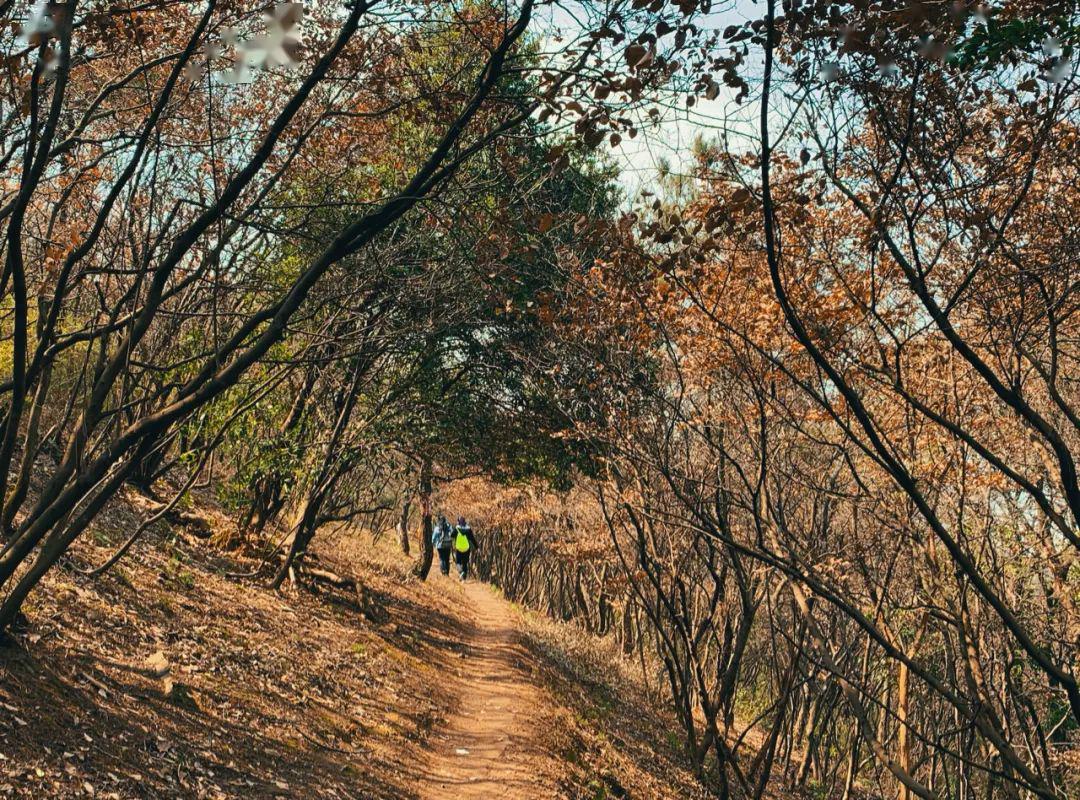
[0, 490, 705, 799]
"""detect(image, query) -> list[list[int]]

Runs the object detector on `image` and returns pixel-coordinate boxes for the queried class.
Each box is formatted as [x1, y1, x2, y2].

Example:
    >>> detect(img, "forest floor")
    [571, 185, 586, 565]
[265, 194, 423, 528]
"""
[0, 486, 707, 799]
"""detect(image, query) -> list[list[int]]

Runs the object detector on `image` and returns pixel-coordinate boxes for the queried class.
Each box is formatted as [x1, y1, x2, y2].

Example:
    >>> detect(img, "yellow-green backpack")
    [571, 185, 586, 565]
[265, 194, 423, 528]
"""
[454, 530, 470, 553]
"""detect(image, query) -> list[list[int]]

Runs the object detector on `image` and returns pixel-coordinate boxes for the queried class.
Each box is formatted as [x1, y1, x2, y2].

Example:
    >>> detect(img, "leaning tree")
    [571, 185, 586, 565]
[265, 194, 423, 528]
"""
[0, 0, 712, 629]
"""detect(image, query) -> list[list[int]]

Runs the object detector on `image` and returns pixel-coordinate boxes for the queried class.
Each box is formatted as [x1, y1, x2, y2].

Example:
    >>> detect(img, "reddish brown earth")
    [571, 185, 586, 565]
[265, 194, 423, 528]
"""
[0, 488, 706, 799]
[417, 578, 557, 799]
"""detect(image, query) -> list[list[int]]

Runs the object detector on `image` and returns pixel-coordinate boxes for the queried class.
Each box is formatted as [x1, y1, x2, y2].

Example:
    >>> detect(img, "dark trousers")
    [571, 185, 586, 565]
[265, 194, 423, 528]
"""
[454, 550, 471, 580]
[437, 547, 452, 576]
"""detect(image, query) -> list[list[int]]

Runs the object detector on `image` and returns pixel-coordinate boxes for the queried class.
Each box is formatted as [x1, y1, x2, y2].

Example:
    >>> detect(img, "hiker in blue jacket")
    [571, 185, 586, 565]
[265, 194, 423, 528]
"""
[451, 516, 478, 580]
[432, 514, 454, 576]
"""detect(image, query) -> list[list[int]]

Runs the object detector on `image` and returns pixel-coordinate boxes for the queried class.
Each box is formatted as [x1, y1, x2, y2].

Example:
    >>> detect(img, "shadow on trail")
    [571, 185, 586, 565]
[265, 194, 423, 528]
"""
[414, 578, 559, 800]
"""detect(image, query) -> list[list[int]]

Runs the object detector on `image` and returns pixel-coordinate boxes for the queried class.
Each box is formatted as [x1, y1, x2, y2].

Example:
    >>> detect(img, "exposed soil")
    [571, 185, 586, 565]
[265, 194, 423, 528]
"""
[417, 577, 558, 798]
[0, 488, 706, 799]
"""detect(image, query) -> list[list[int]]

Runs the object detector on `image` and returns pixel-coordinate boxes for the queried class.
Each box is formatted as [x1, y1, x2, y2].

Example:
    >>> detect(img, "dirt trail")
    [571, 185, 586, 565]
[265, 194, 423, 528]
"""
[417, 578, 557, 799]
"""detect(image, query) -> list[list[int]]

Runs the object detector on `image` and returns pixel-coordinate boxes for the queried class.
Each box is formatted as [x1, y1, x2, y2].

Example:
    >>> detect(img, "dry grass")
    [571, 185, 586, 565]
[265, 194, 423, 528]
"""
[0, 487, 464, 799]
[513, 605, 713, 800]
[0, 481, 721, 800]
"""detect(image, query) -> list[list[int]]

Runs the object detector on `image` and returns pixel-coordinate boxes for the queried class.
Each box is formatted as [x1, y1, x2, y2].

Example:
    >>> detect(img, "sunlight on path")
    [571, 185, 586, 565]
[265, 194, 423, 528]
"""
[417, 579, 556, 799]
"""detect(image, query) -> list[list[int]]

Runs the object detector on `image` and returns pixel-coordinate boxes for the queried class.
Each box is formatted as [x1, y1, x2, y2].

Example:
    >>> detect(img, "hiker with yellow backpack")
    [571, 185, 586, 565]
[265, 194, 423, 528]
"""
[451, 516, 478, 580]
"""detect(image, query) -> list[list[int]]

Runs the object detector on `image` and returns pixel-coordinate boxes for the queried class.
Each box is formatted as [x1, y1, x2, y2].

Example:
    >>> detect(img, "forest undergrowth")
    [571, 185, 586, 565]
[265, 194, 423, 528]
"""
[0, 480, 704, 800]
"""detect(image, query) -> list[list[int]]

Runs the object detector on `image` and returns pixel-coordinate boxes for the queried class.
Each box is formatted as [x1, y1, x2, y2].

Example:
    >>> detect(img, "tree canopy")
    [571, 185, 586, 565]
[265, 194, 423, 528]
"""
[2, 1, 1079, 798]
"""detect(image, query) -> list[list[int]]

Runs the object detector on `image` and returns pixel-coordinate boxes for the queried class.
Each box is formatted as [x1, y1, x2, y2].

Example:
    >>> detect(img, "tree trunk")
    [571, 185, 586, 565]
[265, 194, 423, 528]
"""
[127, 432, 170, 496]
[398, 497, 412, 555]
[272, 494, 321, 589]
[895, 617, 927, 800]
[2, 355, 52, 534]
[896, 659, 912, 800]
[413, 457, 434, 580]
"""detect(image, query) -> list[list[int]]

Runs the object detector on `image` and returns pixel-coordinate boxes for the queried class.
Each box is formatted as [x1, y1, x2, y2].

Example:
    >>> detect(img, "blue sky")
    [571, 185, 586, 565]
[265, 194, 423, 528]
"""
[539, 0, 763, 196]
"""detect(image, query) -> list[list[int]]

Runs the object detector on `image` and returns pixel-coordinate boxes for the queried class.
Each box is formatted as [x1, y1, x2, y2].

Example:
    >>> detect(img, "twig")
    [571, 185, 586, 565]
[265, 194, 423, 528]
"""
[298, 728, 359, 755]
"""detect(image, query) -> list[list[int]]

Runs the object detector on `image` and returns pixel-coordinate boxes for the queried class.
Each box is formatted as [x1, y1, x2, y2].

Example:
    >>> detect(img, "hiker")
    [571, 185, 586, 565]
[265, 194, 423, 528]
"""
[432, 514, 454, 576]
[452, 516, 478, 580]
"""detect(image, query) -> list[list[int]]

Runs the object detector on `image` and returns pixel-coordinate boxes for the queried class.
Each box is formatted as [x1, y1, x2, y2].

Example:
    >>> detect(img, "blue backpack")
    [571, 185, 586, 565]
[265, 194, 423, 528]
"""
[434, 523, 454, 549]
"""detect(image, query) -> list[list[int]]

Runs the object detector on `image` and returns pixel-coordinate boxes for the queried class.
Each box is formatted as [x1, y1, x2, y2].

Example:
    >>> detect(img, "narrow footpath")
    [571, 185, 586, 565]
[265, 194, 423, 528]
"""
[417, 578, 558, 799]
